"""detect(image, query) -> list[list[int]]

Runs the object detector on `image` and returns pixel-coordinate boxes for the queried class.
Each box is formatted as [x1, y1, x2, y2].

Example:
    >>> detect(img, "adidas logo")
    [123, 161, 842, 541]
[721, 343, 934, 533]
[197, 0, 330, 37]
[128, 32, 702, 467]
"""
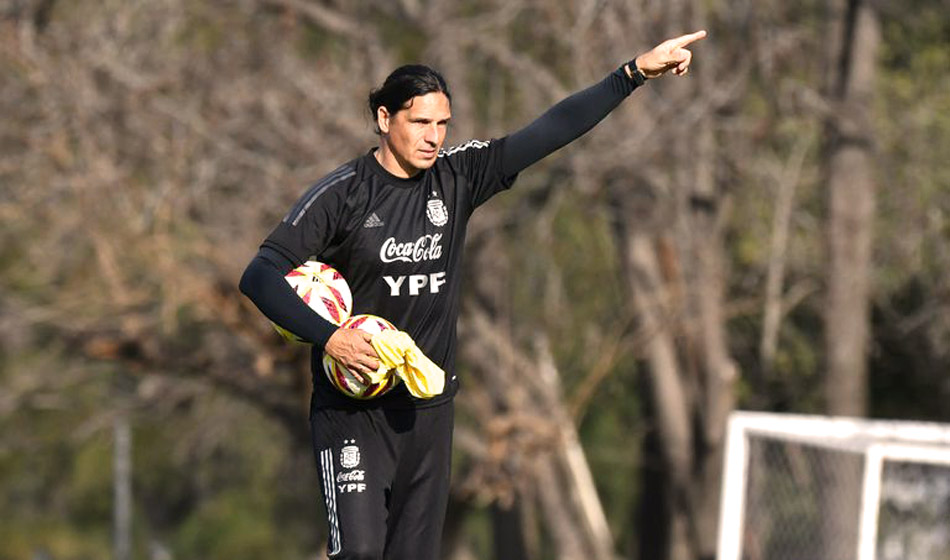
[363, 212, 384, 228]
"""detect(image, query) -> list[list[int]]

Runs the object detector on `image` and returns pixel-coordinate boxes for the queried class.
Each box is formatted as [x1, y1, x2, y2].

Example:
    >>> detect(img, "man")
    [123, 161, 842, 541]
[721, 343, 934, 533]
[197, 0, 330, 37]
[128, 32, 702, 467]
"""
[240, 30, 706, 560]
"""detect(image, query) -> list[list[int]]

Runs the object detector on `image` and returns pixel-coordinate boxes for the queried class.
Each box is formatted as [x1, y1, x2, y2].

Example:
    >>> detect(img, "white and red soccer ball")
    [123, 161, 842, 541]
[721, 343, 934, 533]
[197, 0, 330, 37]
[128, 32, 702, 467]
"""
[271, 261, 353, 343]
[322, 314, 399, 400]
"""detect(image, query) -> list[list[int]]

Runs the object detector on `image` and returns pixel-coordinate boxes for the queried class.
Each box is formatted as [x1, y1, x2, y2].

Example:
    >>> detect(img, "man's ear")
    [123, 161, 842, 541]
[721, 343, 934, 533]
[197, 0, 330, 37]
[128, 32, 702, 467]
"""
[377, 106, 391, 134]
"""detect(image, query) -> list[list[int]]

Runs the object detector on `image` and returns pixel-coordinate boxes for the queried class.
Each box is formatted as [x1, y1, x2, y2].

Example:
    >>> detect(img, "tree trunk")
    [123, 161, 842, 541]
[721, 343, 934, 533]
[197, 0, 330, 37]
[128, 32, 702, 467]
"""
[687, 106, 738, 560]
[612, 211, 693, 560]
[491, 501, 529, 560]
[113, 412, 132, 560]
[821, 1, 880, 558]
[823, 0, 880, 418]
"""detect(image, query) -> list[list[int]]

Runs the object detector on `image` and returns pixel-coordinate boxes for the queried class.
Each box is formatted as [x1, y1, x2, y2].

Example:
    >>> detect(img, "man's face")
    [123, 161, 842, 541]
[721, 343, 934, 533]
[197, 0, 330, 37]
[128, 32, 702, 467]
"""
[378, 92, 451, 177]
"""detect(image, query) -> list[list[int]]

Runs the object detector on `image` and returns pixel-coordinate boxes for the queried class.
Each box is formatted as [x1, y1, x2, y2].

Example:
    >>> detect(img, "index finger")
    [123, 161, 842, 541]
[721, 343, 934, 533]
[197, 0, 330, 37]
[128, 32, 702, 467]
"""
[672, 30, 707, 48]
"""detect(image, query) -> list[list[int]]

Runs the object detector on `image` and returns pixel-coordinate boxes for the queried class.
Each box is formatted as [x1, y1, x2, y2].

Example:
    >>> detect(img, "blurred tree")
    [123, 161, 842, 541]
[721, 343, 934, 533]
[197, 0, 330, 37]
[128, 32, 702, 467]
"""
[822, 0, 880, 418]
[820, 2, 880, 556]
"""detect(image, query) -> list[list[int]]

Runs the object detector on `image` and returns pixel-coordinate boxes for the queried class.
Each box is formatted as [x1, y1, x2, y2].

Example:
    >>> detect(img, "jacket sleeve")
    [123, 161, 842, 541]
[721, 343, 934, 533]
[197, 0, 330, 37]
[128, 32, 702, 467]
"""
[501, 66, 640, 177]
[239, 247, 338, 348]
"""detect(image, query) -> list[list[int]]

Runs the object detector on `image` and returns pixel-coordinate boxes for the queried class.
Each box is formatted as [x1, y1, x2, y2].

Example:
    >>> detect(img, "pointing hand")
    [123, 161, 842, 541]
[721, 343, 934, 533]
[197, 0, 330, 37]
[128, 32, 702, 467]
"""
[631, 30, 707, 79]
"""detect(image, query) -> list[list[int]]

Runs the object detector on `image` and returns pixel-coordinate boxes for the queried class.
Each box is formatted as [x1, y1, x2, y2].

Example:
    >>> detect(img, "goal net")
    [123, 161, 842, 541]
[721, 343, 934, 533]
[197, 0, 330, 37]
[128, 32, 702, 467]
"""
[716, 411, 950, 560]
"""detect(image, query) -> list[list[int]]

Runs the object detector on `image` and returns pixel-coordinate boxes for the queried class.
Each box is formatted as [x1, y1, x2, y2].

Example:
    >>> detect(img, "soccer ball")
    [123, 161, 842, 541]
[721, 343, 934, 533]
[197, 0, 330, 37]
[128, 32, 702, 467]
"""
[272, 261, 352, 343]
[322, 314, 399, 400]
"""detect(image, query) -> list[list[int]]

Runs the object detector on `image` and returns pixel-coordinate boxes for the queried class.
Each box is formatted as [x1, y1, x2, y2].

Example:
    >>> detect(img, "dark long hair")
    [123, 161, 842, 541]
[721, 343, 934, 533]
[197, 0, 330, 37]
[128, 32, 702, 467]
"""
[368, 65, 451, 134]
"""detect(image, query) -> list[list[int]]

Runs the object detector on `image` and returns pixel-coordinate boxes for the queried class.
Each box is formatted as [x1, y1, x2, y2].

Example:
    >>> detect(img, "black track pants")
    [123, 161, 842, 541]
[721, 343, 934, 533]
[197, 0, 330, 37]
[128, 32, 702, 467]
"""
[310, 399, 454, 560]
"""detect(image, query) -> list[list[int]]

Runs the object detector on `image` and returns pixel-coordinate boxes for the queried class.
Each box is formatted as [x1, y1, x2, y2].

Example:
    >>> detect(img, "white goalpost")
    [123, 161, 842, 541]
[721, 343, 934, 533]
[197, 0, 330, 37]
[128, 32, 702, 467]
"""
[716, 411, 950, 560]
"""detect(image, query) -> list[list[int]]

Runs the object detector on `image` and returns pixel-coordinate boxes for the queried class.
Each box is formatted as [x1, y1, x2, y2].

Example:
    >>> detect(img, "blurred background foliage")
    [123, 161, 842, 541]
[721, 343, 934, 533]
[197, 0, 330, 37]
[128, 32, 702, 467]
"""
[1, 0, 948, 559]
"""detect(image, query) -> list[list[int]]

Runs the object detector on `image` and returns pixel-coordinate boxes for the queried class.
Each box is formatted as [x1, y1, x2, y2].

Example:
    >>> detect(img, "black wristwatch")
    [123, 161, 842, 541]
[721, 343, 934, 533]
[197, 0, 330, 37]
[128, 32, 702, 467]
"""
[626, 60, 647, 87]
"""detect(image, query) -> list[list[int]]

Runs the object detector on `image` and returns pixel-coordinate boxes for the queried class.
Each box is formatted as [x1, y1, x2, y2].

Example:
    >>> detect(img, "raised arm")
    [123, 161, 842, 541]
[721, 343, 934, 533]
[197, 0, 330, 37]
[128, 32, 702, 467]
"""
[500, 30, 706, 177]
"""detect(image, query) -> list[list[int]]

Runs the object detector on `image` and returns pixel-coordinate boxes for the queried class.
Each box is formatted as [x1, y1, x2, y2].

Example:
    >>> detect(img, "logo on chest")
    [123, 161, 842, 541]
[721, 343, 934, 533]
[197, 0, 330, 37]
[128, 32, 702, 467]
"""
[426, 197, 449, 227]
[379, 233, 443, 263]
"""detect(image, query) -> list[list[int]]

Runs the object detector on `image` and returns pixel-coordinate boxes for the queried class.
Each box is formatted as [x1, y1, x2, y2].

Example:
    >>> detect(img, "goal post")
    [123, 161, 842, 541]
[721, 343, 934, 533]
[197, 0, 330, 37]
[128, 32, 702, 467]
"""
[716, 411, 950, 560]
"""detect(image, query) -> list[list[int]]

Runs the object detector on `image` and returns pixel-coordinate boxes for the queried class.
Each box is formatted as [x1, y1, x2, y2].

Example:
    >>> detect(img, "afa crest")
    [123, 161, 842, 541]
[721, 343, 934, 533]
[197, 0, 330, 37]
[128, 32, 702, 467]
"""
[426, 197, 448, 227]
[340, 440, 361, 469]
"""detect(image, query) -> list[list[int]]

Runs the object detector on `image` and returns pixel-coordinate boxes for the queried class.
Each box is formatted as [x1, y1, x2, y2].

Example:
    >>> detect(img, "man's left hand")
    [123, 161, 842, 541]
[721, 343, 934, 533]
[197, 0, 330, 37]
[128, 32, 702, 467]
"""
[632, 30, 707, 79]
